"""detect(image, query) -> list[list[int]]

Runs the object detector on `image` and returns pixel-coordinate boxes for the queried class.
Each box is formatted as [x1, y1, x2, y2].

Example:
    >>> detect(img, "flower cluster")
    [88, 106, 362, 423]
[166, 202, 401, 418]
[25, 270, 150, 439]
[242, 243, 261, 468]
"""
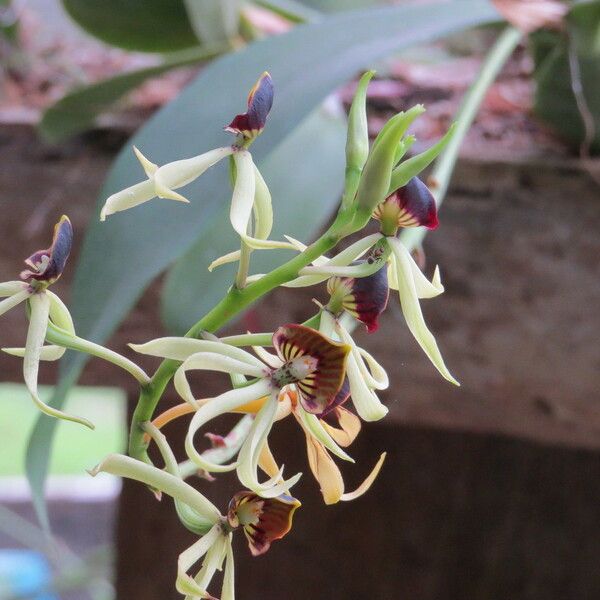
[2, 71, 460, 599]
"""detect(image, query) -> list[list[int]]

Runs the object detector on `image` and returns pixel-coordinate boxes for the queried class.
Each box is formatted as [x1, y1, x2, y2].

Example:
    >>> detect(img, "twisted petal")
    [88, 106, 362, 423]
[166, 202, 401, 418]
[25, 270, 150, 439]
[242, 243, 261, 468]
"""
[220, 540, 235, 600]
[284, 233, 383, 289]
[345, 351, 388, 422]
[322, 406, 361, 448]
[388, 255, 444, 299]
[176, 524, 224, 598]
[185, 379, 272, 473]
[272, 324, 350, 414]
[130, 337, 264, 367]
[21, 216, 72, 284]
[225, 72, 273, 139]
[388, 237, 459, 386]
[175, 352, 267, 406]
[25, 293, 93, 428]
[227, 491, 300, 556]
[237, 393, 302, 498]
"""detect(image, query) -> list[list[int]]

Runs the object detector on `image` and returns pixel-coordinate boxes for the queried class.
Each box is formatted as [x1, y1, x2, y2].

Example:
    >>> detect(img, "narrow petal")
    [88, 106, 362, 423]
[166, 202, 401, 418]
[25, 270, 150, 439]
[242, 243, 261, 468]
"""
[0, 281, 28, 297]
[237, 394, 302, 498]
[25, 293, 93, 428]
[3, 345, 65, 361]
[133, 146, 158, 176]
[185, 379, 272, 473]
[322, 407, 361, 448]
[100, 179, 157, 221]
[345, 352, 389, 422]
[154, 147, 234, 202]
[175, 352, 266, 406]
[189, 534, 228, 598]
[220, 540, 235, 600]
[304, 432, 345, 505]
[295, 406, 353, 463]
[340, 452, 387, 502]
[0, 289, 31, 317]
[251, 165, 273, 241]
[208, 250, 241, 272]
[388, 238, 459, 386]
[176, 525, 223, 598]
[130, 337, 264, 367]
[258, 440, 280, 479]
[47, 291, 75, 334]
[252, 345, 283, 369]
[230, 150, 256, 239]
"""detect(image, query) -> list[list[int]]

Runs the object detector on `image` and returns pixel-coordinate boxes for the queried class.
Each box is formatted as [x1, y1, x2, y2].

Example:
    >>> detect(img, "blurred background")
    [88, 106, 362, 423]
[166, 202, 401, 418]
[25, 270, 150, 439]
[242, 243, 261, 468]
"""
[1, 0, 599, 599]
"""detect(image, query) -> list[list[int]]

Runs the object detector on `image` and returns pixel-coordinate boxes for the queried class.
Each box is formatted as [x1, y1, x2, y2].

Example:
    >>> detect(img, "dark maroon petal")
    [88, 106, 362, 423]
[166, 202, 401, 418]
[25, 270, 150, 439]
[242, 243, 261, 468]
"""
[21, 215, 73, 284]
[225, 72, 274, 139]
[272, 324, 350, 415]
[329, 264, 389, 333]
[373, 176, 438, 230]
[320, 377, 351, 420]
[227, 491, 301, 557]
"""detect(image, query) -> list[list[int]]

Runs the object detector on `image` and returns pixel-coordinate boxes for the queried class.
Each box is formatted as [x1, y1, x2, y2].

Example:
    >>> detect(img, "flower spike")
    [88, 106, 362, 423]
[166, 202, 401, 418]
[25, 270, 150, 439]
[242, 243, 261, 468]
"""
[226, 72, 274, 141]
[227, 491, 300, 556]
[272, 324, 350, 414]
[21, 215, 72, 285]
[373, 176, 438, 236]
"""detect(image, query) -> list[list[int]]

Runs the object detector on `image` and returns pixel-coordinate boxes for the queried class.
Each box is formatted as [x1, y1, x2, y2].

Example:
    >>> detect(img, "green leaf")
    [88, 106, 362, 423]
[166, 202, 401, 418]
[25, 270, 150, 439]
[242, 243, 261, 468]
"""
[161, 103, 347, 333]
[533, 1, 600, 153]
[62, 0, 200, 52]
[40, 46, 226, 143]
[27, 1, 499, 528]
[183, 0, 242, 45]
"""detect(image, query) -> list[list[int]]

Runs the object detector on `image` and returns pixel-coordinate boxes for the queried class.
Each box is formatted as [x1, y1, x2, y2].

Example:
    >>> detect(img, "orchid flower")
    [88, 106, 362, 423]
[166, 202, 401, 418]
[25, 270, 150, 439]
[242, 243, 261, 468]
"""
[0, 216, 93, 428]
[89, 453, 299, 600]
[100, 72, 294, 259]
[130, 324, 351, 498]
[273, 177, 458, 386]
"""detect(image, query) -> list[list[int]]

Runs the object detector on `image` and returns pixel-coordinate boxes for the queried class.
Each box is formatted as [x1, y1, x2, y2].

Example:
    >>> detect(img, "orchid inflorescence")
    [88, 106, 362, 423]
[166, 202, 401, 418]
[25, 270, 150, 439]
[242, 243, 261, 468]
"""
[1, 70, 460, 599]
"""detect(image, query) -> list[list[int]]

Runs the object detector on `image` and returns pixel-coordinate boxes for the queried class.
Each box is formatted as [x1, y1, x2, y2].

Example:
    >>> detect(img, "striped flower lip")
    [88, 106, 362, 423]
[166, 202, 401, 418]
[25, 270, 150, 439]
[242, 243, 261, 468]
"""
[326, 263, 390, 333]
[373, 176, 438, 235]
[227, 491, 300, 557]
[272, 324, 350, 415]
[20, 215, 72, 285]
[225, 72, 274, 141]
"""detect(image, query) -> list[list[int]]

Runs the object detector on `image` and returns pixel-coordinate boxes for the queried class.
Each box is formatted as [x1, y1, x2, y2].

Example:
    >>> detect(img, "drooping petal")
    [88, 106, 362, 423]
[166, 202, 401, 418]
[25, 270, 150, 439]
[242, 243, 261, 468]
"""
[130, 337, 264, 367]
[227, 490, 301, 556]
[322, 406, 361, 448]
[304, 432, 345, 505]
[272, 324, 350, 414]
[327, 264, 389, 333]
[237, 393, 302, 498]
[176, 524, 223, 598]
[225, 72, 274, 139]
[388, 253, 445, 299]
[0, 288, 31, 317]
[295, 405, 353, 462]
[344, 351, 389, 422]
[185, 379, 272, 473]
[21, 216, 72, 284]
[175, 352, 267, 406]
[100, 179, 157, 221]
[188, 533, 229, 599]
[208, 249, 241, 272]
[340, 452, 387, 502]
[25, 293, 93, 428]
[230, 150, 256, 239]
[220, 540, 235, 600]
[373, 176, 438, 235]
[388, 237, 459, 386]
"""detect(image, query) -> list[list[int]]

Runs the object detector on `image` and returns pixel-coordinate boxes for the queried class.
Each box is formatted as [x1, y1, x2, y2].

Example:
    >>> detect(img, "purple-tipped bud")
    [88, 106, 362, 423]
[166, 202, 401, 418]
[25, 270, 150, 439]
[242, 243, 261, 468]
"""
[227, 491, 301, 557]
[20, 215, 73, 285]
[225, 72, 274, 140]
[373, 176, 438, 235]
[272, 324, 350, 415]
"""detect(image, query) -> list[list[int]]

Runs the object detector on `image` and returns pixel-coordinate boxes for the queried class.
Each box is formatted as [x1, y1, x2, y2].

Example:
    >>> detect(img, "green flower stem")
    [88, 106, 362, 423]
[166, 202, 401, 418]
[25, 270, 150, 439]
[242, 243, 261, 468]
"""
[220, 332, 274, 347]
[45, 323, 151, 386]
[235, 239, 252, 289]
[400, 25, 522, 252]
[128, 224, 344, 461]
